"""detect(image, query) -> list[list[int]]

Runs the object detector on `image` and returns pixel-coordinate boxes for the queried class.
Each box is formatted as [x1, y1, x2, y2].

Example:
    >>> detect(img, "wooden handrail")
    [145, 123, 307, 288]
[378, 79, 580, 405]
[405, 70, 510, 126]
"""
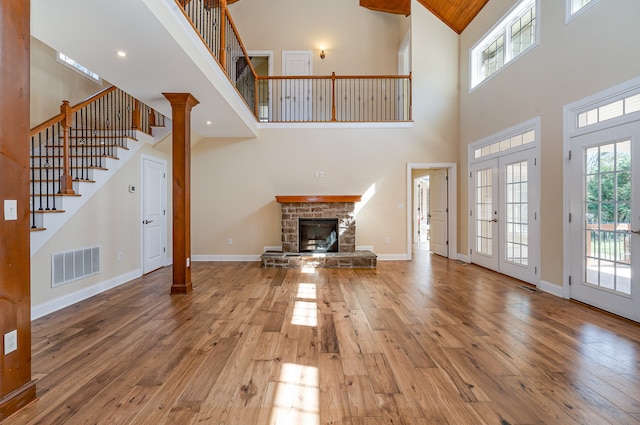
[256, 74, 411, 80]
[224, 9, 258, 80]
[70, 85, 117, 113]
[30, 113, 64, 136]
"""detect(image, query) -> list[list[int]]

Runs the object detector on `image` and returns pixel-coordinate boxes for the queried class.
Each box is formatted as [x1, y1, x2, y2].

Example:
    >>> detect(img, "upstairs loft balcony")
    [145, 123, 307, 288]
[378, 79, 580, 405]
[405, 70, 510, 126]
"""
[32, 0, 411, 138]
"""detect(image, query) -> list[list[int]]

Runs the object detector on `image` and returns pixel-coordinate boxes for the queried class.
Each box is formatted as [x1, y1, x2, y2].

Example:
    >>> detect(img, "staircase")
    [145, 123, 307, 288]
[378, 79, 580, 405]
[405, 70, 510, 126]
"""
[29, 86, 169, 255]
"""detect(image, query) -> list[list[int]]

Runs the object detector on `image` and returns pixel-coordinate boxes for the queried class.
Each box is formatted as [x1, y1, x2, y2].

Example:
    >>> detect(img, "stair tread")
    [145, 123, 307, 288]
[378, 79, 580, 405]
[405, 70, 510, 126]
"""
[30, 227, 47, 232]
[31, 155, 119, 160]
[31, 209, 67, 213]
[30, 179, 96, 183]
[31, 193, 81, 197]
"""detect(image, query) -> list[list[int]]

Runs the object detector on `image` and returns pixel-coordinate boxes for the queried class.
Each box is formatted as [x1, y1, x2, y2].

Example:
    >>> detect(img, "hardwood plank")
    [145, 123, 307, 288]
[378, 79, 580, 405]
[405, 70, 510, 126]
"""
[4, 254, 640, 425]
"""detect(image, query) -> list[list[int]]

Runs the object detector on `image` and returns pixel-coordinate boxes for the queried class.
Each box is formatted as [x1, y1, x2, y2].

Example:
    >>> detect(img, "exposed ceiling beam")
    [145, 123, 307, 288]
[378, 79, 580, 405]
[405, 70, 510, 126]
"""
[360, 0, 410, 16]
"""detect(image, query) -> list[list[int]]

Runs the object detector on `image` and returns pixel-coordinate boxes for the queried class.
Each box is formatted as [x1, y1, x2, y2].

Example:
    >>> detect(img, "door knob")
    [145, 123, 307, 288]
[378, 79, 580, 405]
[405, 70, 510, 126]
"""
[491, 218, 498, 223]
[143, 219, 153, 224]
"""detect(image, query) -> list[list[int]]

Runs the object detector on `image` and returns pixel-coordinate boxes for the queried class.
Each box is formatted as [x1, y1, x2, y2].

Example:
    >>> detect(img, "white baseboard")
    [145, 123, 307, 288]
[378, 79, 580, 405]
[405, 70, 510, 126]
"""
[453, 253, 470, 263]
[31, 268, 142, 320]
[377, 254, 410, 261]
[263, 246, 282, 252]
[356, 245, 374, 252]
[192, 255, 261, 262]
[538, 280, 563, 298]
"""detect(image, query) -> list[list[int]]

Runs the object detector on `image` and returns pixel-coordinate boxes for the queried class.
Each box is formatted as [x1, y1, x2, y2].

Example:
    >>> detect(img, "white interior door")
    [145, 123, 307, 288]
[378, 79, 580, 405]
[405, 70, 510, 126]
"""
[471, 148, 539, 283]
[282, 51, 311, 121]
[568, 121, 640, 322]
[430, 169, 449, 257]
[471, 159, 499, 270]
[142, 156, 166, 274]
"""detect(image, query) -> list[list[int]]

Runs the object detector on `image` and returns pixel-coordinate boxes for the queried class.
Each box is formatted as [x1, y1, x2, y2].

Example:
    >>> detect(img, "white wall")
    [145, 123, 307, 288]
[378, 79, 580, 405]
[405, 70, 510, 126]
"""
[191, 0, 460, 259]
[30, 37, 105, 127]
[459, 0, 640, 288]
[30, 143, 171, 317]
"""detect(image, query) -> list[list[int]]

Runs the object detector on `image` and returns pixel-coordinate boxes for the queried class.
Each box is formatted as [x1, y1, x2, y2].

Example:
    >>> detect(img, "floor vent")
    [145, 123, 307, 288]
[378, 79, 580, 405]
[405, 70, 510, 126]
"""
[52, 246, 100, 287]
[519, 284, 539, 293]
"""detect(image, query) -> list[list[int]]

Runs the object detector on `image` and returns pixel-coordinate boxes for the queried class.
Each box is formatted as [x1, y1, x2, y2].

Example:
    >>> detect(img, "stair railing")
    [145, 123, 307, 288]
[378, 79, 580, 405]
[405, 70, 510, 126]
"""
[176, 0, 259, 116]
[29, 86, 164, 229]
[175, 0, 412, 123]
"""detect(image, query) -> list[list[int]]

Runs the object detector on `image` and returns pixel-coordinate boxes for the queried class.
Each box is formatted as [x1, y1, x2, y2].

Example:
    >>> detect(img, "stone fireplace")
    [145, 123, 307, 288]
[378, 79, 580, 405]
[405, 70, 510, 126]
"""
[260, 195, 376, 268]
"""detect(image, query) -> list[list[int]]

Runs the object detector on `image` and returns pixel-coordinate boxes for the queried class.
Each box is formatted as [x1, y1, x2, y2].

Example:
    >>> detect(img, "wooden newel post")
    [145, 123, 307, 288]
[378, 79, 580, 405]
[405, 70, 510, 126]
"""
[163, 93, 199, 295]
[59, 100, 75, 195]
[219, 0, 227, 69]
[331, 72, 337, 122]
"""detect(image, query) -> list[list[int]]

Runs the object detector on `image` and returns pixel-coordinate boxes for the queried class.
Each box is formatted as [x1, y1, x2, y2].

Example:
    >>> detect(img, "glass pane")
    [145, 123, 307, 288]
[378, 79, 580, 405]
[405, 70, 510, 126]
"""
[582, 140, 633, 295]
[625, 93, 640, 114]
[599, 100, 624, 122]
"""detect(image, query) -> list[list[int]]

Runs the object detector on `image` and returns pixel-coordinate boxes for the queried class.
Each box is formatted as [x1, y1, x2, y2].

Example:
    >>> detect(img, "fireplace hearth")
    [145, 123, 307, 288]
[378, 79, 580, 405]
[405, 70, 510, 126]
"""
[260, 195, 377, 268]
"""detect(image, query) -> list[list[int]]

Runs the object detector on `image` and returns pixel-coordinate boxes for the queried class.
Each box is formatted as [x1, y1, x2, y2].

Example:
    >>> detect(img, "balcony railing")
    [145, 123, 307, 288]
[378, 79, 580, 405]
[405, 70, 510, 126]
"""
[256, 73, 411, 123]
[175, 0, 412, 123]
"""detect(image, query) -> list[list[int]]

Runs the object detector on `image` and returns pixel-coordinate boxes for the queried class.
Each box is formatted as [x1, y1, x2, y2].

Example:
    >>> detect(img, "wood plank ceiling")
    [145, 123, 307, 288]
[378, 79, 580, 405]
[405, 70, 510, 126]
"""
[360, 0, 489, 34]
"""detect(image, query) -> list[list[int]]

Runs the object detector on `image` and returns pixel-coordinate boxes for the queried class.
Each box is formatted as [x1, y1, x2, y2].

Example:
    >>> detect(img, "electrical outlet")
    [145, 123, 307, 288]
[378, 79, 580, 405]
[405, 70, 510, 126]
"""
[228, 238, 233, 245]
[4, 330, 17, 355]
[384, 237, 391, 245]
[117, 251, 124, 261]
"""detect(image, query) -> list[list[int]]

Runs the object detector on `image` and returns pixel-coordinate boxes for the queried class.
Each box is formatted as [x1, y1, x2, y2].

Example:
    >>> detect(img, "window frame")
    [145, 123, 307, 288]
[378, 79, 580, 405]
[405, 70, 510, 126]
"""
[469, 0, 540, 91]
[565, 0, 601, 24]
[56, 51, 102, 84]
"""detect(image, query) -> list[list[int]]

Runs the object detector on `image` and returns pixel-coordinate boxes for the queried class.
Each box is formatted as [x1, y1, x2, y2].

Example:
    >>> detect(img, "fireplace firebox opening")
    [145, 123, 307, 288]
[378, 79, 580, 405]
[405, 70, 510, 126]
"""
[299, 218, 339, 253]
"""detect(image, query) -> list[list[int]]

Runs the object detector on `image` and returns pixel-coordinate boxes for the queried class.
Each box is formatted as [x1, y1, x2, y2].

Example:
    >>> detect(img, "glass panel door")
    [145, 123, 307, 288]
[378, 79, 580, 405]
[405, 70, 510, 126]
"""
[471, 159, 499, 271]
[471, 149, 539, 284]
[569, 121, 640, 322]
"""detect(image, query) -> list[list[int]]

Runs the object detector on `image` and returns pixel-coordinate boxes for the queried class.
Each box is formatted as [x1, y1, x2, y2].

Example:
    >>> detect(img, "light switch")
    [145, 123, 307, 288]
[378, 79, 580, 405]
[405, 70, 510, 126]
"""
[4, 200, 17, 221]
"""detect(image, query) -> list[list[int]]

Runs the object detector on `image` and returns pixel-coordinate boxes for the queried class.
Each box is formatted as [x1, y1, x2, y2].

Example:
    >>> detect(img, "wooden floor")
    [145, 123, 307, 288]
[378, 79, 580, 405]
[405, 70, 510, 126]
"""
[5, 245, 640, 424]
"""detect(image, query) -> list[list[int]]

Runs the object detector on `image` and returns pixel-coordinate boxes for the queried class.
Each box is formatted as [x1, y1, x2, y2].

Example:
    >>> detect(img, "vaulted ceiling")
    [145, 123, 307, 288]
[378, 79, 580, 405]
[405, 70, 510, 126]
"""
[360, 0, 489, 34]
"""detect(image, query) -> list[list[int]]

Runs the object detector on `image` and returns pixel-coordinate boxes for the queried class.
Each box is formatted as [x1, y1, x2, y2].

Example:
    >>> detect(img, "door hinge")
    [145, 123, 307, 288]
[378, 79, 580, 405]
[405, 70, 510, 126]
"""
[534, 212, 537, 220]
[163, 172, 166, 178]
[446, 208, 449, 213]
[470, 210, 473, 216]
[534, 266, 537, 275]
[470, 171, 473, 178]
[446, 175, 449, 181]
[569, 276, 572, 286]
[568, 150, 572, 160]
[569, 213, 572, 223]
[534, 158, 537, 166]
[163, 209, 166, 216]
[446, 240, 449, 245]
[163, 247, 166, 253]
[470, 248, 473, 255]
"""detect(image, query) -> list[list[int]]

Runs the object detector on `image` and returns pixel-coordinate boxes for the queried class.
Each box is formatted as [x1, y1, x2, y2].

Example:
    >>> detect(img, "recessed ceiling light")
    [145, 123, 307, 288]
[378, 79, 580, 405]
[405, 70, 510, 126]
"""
[206, 121, 212, 125]
[117, 51, 127, 57]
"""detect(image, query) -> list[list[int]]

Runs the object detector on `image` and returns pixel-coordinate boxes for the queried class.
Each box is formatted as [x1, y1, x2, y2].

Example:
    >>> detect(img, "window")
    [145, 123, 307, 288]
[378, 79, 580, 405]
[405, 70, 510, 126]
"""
[56, 52, 101, 83]
[566, 0, 600, 22]
[470, 0, 538, 90]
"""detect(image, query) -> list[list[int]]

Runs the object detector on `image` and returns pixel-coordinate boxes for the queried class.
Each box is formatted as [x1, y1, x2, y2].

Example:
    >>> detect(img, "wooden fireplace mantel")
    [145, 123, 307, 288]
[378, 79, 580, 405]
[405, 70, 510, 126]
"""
[276, 195, 362, 203]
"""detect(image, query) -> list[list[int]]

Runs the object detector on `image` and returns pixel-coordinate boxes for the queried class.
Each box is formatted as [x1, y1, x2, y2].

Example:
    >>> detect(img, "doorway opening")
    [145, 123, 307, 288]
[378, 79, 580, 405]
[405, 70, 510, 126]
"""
[406, 163, 458, 261]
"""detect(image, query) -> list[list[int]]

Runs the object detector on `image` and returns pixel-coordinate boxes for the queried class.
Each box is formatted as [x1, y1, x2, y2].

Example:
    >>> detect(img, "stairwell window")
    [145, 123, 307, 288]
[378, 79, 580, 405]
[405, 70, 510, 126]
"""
[566, 0, 600, 23]
[470, 0, 538, 90]
[56, 52, 102, 84]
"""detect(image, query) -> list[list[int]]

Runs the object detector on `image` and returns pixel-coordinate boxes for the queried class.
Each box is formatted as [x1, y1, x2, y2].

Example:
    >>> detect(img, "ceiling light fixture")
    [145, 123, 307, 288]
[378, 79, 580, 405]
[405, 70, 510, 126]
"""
[117, 51, 127, 58]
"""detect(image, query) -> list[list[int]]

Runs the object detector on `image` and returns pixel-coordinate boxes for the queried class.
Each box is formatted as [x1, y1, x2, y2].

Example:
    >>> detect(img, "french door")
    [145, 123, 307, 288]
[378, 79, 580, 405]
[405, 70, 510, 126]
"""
[471, 148, 539, 283]
[568, 121, 640, 322]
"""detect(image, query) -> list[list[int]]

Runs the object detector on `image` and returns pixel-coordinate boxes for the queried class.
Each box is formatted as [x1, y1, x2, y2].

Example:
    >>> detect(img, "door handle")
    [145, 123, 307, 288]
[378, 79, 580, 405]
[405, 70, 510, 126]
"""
[628, 229, 640, 235]
[491, 218, 498, 222]
[143, 220, 154, 224]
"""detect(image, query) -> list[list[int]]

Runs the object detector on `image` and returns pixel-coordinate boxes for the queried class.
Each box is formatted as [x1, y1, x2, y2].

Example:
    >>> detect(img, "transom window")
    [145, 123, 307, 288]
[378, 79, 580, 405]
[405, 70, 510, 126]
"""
[567, 0, 600, 22]
[57, 52, 101, 83]
[470, 0, 538, 90]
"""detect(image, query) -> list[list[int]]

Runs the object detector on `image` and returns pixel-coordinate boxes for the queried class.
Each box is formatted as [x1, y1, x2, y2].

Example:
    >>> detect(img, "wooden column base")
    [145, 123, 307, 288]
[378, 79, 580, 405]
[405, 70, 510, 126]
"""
[170, 282, 193, 295]
[0, 381, 36, 421]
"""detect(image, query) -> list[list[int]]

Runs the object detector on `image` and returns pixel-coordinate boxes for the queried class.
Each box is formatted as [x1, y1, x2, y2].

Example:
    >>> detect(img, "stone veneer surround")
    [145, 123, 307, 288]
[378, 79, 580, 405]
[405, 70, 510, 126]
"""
[280, 201, 356, 253]
[262, 195, 376, 268]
